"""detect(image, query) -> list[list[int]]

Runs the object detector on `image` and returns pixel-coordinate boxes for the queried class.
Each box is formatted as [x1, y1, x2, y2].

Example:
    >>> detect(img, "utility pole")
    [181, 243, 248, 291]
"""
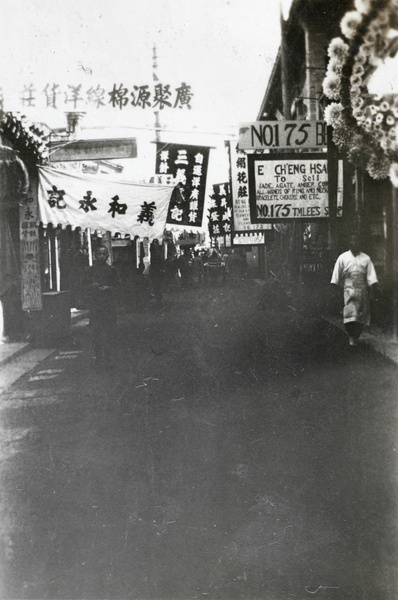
[153, 43, 168, 257]
[280, 5, 290, 121]
[280, 3, 297, 295]
[392, 186, 398, 340]
[327, 125, 338, 257]
[153, 44, 161, 143]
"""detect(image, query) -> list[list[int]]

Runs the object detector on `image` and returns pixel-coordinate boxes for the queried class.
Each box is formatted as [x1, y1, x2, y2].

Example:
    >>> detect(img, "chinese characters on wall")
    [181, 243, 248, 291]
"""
[17, 82, 193, 110]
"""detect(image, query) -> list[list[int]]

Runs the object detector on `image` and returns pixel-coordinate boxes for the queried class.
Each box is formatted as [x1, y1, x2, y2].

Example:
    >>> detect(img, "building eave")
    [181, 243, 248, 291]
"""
[256, 47, 282, 121]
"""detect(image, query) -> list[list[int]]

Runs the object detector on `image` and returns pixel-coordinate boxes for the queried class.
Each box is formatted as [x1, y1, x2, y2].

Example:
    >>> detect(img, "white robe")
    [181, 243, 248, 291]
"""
[331, 251, 378, 325]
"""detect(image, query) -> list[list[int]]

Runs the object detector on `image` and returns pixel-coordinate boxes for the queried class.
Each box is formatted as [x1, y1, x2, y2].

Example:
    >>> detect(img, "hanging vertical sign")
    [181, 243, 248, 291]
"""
[226, 140, 271, 233]
[155, 142, 210, 228]
[20, 183, 43, 310]
[208, 182, 232, 240]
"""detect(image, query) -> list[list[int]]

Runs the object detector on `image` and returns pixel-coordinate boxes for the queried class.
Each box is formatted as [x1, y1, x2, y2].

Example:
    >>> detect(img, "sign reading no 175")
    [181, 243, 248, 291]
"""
[239, 120, 327, 150]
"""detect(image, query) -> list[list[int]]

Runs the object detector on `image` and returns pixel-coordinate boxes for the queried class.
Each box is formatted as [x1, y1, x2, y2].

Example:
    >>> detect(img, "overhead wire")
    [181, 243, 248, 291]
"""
[80, 124, 239, 137]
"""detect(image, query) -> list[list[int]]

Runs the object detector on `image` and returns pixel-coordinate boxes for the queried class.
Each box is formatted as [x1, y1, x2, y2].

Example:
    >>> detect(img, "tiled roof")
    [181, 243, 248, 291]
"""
[0, 112, 49, 165]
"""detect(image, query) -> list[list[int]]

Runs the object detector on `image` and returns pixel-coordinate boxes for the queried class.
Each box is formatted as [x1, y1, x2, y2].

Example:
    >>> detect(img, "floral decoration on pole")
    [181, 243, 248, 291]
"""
[322, 0, 398, 185]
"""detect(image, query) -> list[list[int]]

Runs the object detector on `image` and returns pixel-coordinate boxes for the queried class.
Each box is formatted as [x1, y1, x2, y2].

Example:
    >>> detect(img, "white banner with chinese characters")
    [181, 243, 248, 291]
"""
[37, 167, 175, 240]
[226, 141, 271, 233]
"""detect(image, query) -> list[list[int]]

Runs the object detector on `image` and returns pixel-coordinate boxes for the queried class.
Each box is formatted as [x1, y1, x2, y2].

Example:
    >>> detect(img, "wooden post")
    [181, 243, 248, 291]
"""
[87, 228, 93, 266]
[263, 237, 268, 280]
[153, 45, 161, 143]
[280, 7, 290, 120]
[55, 232, 61, 291]
[392, 186, 398, 340]
[49, 225, 57, 290]
[47, 230, 53, 290]
[327, 125, 338, 255]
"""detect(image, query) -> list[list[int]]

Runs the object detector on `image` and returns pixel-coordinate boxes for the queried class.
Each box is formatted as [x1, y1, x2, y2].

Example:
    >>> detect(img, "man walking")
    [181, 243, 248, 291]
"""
[331, 233, 378, 346]
[85, 246, 120, 365]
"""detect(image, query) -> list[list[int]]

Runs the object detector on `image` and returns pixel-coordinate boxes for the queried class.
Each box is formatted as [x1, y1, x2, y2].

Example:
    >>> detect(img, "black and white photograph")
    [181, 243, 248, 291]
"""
[0, 0, 397, 598]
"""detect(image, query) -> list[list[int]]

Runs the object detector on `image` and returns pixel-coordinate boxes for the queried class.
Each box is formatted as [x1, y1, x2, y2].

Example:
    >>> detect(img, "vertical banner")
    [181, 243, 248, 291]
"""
[155, 142, 210, 228]
[20, 184, 42, 310]
[208, 182, 232, 240]
[226, 140, 271, 233]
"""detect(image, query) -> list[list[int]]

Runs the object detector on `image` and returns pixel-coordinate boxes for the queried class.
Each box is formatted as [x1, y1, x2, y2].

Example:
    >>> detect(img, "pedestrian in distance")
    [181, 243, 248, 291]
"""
[331, 233, 378, 346]
[149, 239, 165, 305]
[178, 248, 192, 289]
[191, 249, 204, 287]
[204, 249, 225, 285]
[222, 249, 231, 277]
[84, 246, 120, 366]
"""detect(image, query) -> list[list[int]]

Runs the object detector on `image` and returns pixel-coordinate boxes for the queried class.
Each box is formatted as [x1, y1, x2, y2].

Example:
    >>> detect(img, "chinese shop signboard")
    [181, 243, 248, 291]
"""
[155, 142, 210, 228]
[227, 141, 270, 233]
[208, 183, 232, 239]
[20, 184, 42, 310]
[49, 138, 137, 162]
[239, 121, 327, 151]
[13, 82, 193, 112]
[248, 154, 330, 223]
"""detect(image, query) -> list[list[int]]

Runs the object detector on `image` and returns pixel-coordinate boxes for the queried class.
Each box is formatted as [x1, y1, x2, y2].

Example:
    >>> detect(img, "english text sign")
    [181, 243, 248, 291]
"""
[239, 120, 327, 150]
[248, 154, 329, 222]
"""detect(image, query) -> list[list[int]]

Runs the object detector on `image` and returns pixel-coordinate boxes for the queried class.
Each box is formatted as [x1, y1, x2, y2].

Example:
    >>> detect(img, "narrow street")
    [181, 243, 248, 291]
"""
[0, 279, 397, 600]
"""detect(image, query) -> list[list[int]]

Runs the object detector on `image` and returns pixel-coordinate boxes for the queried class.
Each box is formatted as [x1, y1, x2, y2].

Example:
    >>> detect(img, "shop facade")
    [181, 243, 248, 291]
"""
[254, 0, 396, 328]
[0, 111, 176, 342]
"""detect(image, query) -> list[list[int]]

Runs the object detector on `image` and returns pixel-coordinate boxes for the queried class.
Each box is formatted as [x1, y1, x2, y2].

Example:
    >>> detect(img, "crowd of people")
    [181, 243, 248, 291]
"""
[83, 232, 379, 367]
[159, 246, 248, 291]
[82, 243, 248, 366]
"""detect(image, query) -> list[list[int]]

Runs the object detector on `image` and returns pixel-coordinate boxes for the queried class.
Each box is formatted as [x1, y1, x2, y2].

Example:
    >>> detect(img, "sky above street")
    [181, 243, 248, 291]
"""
[0, 0, 293, 184]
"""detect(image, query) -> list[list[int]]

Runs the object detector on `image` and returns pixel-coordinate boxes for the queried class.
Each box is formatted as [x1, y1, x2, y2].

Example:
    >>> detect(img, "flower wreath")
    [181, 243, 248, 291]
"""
[323, 0, 398, 186]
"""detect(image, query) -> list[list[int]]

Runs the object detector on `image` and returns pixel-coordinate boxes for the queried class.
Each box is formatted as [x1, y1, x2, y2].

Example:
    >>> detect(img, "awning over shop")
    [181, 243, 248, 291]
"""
[38, 166, 175, 241]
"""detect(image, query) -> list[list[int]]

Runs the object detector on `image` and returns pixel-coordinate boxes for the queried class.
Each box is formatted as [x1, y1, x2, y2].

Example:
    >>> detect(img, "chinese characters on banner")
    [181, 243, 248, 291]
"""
[155, 143, 210, 228]
[19, 187, 42, 310]
[208, 183, 232, 240]
[226, 141, 271, 233]
[16, 82, 193, 111]
[37, 167, 175, 241]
